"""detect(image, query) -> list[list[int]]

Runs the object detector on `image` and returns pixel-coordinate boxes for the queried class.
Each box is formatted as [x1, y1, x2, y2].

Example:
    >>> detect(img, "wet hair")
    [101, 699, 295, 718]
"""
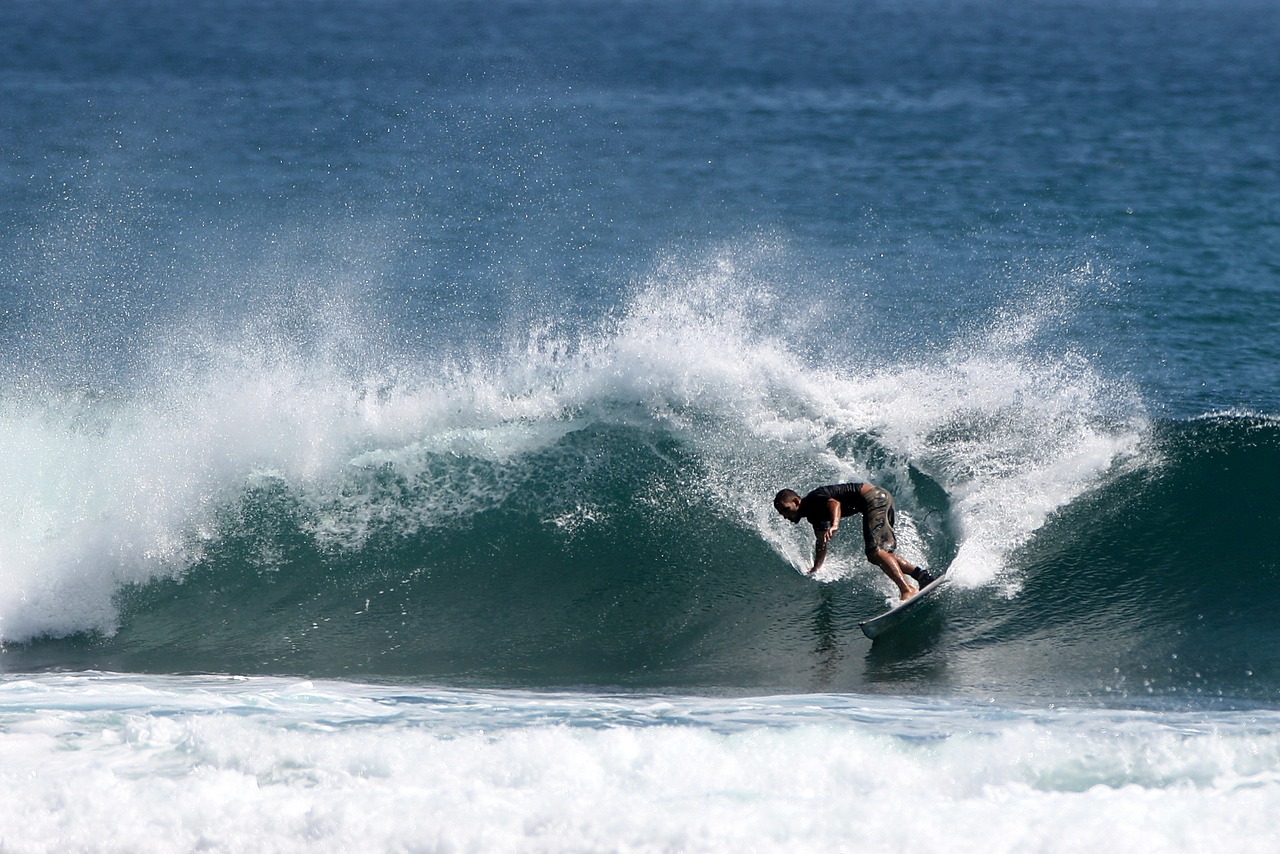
[773, 488, 800, 510]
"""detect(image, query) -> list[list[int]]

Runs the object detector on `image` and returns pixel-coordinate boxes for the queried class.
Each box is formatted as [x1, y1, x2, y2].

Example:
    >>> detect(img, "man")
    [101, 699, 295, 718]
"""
[774, 482, 935, 600]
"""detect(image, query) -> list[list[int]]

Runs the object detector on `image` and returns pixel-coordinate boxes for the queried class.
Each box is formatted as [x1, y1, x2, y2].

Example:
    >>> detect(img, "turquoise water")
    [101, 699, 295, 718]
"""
[2, 1, 1279, 849]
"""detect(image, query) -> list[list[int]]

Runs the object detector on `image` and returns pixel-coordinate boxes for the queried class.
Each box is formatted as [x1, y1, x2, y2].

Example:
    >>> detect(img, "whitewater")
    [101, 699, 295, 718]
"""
[4, 674, 1280, 854]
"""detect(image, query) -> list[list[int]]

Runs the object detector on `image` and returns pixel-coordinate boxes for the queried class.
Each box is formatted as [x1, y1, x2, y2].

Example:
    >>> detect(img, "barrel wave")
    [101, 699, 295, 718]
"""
[2, 260, 1275, 703]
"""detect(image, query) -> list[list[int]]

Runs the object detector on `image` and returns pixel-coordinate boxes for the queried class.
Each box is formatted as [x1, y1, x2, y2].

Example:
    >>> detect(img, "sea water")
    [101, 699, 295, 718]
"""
[2, 0, 1279, 851]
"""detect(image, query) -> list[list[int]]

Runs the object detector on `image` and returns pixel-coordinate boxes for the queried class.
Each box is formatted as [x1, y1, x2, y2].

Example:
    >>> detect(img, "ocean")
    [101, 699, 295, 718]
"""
[2, 0, 1278, 850]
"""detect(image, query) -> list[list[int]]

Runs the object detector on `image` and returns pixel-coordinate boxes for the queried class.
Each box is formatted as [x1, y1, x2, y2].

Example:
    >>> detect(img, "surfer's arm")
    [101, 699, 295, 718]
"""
[821, 499, 842, 543]
[810, 535, 828, 574]
[808, 500, 842, 573]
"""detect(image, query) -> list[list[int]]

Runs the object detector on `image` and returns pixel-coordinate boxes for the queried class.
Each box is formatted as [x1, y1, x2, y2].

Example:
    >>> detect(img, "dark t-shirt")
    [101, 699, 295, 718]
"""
[798, 482, 867, 532]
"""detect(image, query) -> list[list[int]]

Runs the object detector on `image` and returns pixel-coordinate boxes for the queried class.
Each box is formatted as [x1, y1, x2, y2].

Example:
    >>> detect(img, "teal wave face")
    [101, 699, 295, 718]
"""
[2, 415, 963, 686]
[6, 415, 1276, 705]
[935, 415, 1280, 702]
[12, 424, 833, 685]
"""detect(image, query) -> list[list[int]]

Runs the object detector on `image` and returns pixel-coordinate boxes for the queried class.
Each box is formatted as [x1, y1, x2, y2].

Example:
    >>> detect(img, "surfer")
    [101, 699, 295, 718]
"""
[774, 482, 934, 600]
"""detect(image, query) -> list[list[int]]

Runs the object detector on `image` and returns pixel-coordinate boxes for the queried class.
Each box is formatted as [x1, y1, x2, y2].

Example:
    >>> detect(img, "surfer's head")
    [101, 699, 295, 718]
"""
[773, 489, 802, 522]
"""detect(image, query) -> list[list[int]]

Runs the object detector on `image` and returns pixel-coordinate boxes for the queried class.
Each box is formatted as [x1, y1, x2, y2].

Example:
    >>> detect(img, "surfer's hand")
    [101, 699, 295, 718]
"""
[806, 565, 818, 575]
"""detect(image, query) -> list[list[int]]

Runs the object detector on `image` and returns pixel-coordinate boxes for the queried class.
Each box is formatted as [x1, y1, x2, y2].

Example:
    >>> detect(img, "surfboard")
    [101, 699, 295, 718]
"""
[859, 573, 950, 640]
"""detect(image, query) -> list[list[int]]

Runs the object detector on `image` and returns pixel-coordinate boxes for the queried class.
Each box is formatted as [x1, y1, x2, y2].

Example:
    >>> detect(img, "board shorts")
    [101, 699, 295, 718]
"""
[861, 488, 897, 557]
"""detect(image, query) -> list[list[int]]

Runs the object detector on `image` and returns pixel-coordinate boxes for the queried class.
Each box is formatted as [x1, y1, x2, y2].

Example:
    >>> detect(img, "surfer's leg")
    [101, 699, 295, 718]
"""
[863, 493, 920, 598]
[907, 565, 936, 587]
[870, 549, 916, 600]
[892, 555, 927, 587]
[883, 550, 935, 588]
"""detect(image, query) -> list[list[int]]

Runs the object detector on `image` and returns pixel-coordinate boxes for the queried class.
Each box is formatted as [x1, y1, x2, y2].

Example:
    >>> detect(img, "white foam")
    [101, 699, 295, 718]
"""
[1, 674, 1277, 853]
[741, 266, 1150, 589]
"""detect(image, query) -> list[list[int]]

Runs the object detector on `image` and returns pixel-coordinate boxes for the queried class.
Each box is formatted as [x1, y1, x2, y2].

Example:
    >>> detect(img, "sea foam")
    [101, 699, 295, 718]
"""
[1, 673, 1276, 854]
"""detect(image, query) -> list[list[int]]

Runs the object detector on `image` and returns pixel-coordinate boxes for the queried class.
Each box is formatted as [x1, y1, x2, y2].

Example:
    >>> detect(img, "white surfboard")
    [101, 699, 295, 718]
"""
[859, 573, 950, 640]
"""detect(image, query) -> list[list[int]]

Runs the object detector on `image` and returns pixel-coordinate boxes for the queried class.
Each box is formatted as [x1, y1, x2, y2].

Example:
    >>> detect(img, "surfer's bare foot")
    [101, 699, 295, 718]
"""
[899, 586, 918, 601]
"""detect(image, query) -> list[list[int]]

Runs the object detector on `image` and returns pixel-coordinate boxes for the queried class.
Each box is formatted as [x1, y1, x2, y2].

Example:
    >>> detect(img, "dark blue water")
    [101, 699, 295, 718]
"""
[2, 0, 1278, 707]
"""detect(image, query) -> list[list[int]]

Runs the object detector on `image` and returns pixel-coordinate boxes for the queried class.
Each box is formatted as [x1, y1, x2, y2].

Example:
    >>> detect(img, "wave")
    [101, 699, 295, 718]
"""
[942, 413, 1280, 702]
[11, 413, 1275, 700]
[1, 242, 1195, 696]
